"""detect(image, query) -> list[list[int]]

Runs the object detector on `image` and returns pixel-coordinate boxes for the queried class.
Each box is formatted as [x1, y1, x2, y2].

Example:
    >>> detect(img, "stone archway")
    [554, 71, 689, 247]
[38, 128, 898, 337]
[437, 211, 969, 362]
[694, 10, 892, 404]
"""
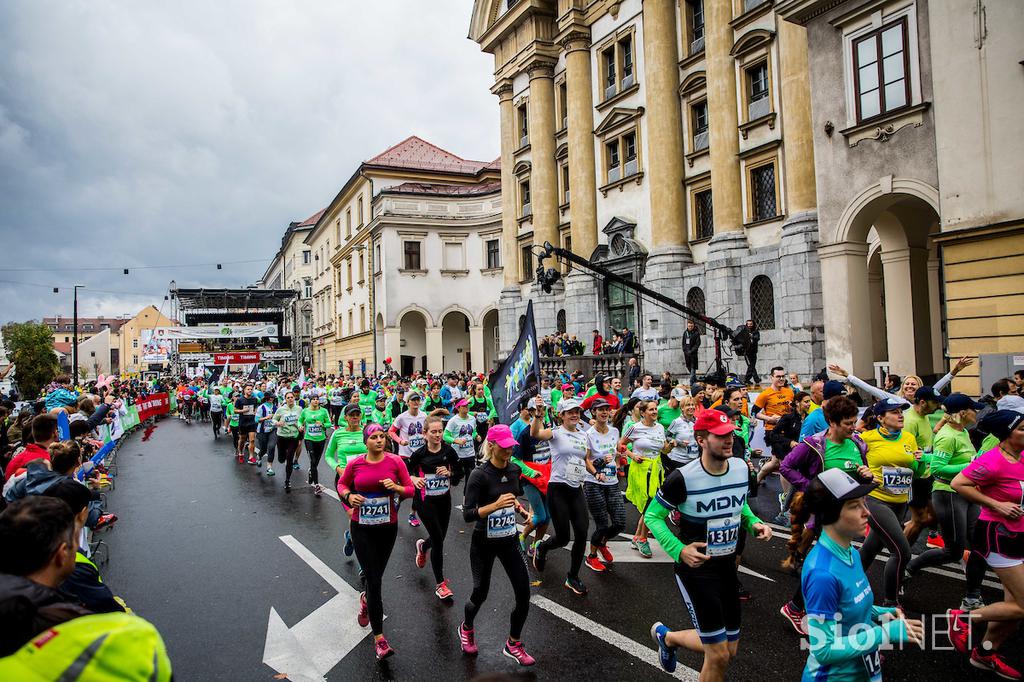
[482, 308, 499, 371]
[398, 309, 428, 376]
[441, 310, 471, 373]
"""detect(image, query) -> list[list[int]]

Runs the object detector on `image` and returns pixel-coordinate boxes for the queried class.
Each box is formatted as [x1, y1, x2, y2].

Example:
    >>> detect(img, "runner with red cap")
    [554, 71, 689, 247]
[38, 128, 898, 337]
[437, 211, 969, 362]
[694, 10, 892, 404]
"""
[647, 408, 772, 680]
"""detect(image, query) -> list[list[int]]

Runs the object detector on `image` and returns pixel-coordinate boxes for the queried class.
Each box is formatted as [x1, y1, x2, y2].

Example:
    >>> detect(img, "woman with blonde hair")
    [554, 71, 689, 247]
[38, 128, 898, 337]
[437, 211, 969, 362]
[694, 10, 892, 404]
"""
[620, 399, 670, 559]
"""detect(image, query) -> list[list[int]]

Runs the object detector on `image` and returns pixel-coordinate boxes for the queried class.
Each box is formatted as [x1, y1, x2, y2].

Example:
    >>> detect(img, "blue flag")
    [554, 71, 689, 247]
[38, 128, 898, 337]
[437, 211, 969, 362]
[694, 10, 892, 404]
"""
[487, 300, 540, 425]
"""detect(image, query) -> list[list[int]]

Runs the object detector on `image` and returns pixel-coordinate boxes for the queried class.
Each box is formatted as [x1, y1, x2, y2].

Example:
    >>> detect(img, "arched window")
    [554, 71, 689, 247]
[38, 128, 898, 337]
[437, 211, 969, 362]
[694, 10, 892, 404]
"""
[750, 275, 776, 330]
[685, 287, 706, 334]
[556, 309, 566, 334]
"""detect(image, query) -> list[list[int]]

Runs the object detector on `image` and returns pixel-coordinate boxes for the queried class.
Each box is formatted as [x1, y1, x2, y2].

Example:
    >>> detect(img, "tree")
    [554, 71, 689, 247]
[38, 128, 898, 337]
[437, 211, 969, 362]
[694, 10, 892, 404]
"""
[2, 322, 60, 399]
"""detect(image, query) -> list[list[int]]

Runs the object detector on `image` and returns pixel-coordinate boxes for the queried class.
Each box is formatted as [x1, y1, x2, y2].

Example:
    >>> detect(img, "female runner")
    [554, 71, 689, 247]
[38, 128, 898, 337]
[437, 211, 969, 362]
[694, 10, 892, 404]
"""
[272, 391, 303, 492]
[326, 403, 367, 555]
[298, 395, 331, 497]
[582, 398, 625, 572]
[621, 399, 670, 559]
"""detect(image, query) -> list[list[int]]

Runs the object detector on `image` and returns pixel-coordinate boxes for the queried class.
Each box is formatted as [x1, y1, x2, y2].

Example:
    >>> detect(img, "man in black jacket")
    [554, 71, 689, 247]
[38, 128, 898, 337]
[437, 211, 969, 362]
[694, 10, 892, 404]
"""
[737, 319, 761, 385]
[683, 319, 701, 385]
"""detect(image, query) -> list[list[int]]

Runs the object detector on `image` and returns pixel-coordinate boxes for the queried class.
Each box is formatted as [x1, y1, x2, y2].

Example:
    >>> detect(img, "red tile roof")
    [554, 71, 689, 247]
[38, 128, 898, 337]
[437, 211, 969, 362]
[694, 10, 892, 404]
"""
[384, 181, 501, 197]
[54, 342, 72, 355]
[43, 317, 127, 333]
[295, 208, 325, 227]
[365, 136, 493, 175]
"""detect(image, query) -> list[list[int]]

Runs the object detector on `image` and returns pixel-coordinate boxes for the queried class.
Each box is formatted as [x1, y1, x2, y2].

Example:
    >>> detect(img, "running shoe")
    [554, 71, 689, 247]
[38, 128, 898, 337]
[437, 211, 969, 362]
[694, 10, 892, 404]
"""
[266, 467, 275, 476]
[236, 454, 244, 464]
[503, 639, 535, 666]
[927, 532, 946, 549]
[93, 513, 118, 531]
[597, 545, 614, 564]
[435, 580, 454, 600]
[636, 539, 653, 558]
[564, 576, 588, 595]
[630, 535, 640, 550]
[292, 462, 300, 470]
[772, 512, 790, 527]
[344, 530, 354, 557]
[314, 484, 322, 497]
[532, 545, 546, 572]
[415, 539, 428, 569]
[650, 622, 677, 673]
[971, 648, 1022, 680]
[458, 623, 478, 655]
[284, 481, 291, 492]
[780, 601, 807, 636]
[357, 592, 369, 628]
[961, 595, 986, 612]
[374, 636, 394, 661]
[526, 541, 537, 559]
[738, 583, 752, 602]
[408, 513, 420, 528]
[946, 609, 970, 654]
[248, 455, 258, 465]
[584, 555, 607, 573]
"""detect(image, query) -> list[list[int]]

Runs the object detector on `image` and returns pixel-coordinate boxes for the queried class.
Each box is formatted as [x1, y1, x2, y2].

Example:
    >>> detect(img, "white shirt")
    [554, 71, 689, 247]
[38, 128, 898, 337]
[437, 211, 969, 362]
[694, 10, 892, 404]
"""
[585, 425, 620, 486]
[623, 420, 666, 460]
[631, 387, 659, 401]
[666, 417, 699, 464]
[547, 426, 590, 488]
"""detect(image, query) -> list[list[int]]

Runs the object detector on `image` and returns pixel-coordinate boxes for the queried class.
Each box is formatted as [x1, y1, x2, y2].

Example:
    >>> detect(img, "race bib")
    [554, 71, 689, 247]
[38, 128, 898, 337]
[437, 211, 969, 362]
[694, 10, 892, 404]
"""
[533, 442, 551, 465]
[306, 423, 324, 437]
[424, 473, 450, 497]
[486, 506, 518, 539]
[564, 457, 586, 485]
[706, 515, 741, 557]
[358, 495, 391, 526]
[861, 649, 882, 682]
[475, 412, 489, 423]
[409, 435, 425, 450]
[601, 459, 618, 480]
[284, 414, 298, 424]
[882, 466, 913, 496]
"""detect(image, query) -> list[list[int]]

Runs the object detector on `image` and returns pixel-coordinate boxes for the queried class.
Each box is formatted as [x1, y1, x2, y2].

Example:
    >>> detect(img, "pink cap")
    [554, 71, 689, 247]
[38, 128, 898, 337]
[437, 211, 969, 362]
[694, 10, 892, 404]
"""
[455, 397, 470, 409]
[487, 423, 517, 449]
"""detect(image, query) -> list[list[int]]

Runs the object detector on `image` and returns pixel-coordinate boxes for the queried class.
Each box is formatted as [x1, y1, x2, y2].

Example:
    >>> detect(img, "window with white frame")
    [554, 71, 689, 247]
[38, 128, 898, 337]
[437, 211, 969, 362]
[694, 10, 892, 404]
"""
[519, 180, 532, 217]
[852, 18, 910, 122]
[746, 61, 770, 121]
[303, 278, 312, 299]
[686, 0, 705, 55]
[692, 100, 709, 151]
[517, 104, 529, 147]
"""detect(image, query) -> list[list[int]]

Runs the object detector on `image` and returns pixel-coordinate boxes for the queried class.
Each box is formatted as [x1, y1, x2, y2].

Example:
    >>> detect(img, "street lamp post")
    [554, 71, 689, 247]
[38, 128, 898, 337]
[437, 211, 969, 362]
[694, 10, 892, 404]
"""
[72, 285, 83, 384]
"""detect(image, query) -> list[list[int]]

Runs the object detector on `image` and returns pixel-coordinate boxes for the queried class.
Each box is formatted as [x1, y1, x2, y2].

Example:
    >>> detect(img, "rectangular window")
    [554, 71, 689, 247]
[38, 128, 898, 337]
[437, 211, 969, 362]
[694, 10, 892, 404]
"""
[486, 239, 501, 269]
[558, 82, 568, 129]
[521, 245, 534, 282]
[375, 242, 381, 272]
[347, 259, 353, 288]
[561, 163, 570, 204]
[692, 100, 709, 151]
[403, 241, 421, 270]
[358, 253, 365, 282]
[751, 163, 778, 221]
[619, 37, 634, 88]
[687, 0, 705, 54]
[695, 189, 714, 240]
[520, 180, 532, 217]
[303, 278, 312, 298]
[359, 305, 366, 332]
[853, 18, 909, 122]
[602, 47, 616, 99]
[133, 354, 138, 365]
[747, 62, 770, 120]
[348, 310, 353, 335]
[346, 209, 352, 238]
[518, 104, 529, 147]
[132, 339, 139, 349]
[606, 140, 621, 182]
[357, 197, 364, 226]
[303, 250, 311, 264]
[443, 242, 464, 270]
[623, 132, 637, 177]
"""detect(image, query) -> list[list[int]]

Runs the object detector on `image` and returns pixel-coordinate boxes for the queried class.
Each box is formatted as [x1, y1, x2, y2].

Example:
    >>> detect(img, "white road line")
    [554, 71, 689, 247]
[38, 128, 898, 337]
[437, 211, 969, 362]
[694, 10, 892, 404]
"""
[531, 595, 700, 681]
[279, 534, 347, 592]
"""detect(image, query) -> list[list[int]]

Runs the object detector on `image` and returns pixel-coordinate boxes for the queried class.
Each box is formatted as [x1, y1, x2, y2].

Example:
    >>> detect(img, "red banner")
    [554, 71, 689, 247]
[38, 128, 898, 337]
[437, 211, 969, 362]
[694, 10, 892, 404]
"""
[213, 352, 261, 365]
[136, 393, 170, 421]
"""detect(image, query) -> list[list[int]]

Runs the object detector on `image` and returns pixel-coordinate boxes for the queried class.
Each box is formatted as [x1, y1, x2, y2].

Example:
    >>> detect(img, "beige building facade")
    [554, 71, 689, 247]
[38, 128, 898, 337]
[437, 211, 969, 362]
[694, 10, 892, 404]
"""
[261, 209, 320, 372]
[470, 0, 826, 378]
[117, 305, 179, 374]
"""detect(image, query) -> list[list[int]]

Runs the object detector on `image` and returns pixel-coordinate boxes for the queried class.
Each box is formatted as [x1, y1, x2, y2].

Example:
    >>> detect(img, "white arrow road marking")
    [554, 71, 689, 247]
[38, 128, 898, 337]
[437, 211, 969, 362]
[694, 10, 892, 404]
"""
[263, 535, 372, 681]
[532, 595, 700, 681]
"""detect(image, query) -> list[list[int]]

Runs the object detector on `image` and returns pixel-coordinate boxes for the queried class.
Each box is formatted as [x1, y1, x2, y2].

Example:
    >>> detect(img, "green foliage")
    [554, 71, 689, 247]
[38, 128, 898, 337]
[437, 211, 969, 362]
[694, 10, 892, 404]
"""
[2, 322, 60, 398]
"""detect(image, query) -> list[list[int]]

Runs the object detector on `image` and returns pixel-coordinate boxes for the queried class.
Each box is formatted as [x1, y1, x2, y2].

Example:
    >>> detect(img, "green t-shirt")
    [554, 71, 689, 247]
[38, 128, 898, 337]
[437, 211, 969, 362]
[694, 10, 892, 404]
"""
[325, 427, 366, 471]
[358, 390, 378, 424]
[930, 424, 977, 493]
[657, 403, 681, 431]
[225, 401, 238, 427]
[273, 404, 302, 438]
[979, 433, 999, 455]
[902, 406, 935, 452]
[823, 438, 864, 474]
[299, 407, 331, 441]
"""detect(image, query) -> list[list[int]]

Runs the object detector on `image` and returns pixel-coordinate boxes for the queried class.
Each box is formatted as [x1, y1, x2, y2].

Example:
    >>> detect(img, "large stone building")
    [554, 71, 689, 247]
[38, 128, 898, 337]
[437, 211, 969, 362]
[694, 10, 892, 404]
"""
[260, 209, 322, 372]
[469, 0, 826, 379]
[778, 0, 1024, 392]
[300, 136, 503, 376]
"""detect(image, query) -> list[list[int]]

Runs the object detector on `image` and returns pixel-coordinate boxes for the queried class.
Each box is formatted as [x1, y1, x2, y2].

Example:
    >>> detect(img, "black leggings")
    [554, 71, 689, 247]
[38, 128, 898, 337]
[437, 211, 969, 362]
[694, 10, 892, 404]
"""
[414, 493, 452, 583]
[211, 411, 223, 435]
[304, 439, 326, 485]
[351, 523, 397, 635]
[584, 481, 626, 547]
[455, 457, 476, 495]
[276, 437, 299, 483]
[538, 482, 589, 580]
[465, 534, 531, 640]
[907, 490, 987, 596]
[859, 497, 911, 603]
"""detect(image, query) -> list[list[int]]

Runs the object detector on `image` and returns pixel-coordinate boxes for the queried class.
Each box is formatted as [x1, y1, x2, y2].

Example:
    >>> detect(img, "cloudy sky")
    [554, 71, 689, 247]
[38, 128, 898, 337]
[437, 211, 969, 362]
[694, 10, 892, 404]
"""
[0, 0, 498, 324]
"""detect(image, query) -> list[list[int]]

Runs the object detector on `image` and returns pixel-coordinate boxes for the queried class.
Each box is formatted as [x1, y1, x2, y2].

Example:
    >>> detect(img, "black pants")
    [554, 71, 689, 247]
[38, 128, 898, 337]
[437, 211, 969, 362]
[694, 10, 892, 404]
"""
[256, 431, 277, 465]
[328, 404, 341, 424]
[277, 436, 300, 483]
[908, 490, 987, 596]
[743, 352, 759, 384]
[211, 411, 223, 436]
[455, 457, 476, 495]
[465, 534, 531, 640]
[538, 482, 589, 580]
[231, 425, 240, 451]
[351, 522, 398, 635]
[685, 351, 699, 384]
[414, 493, 452, 583]
[304, 439, 326, 485]
[584, 481, 626, 547]
[859, 497, 911, 603]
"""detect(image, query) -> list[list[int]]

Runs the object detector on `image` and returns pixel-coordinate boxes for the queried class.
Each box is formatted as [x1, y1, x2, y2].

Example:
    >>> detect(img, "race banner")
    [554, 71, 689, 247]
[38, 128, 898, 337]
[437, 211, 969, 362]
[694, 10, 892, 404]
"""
[212, 352, 261, 365]
[152, 325, 278, 340]
[140, 329, 172, 362]
[136, 392, 171, 421]
[487, 300, 540, 425]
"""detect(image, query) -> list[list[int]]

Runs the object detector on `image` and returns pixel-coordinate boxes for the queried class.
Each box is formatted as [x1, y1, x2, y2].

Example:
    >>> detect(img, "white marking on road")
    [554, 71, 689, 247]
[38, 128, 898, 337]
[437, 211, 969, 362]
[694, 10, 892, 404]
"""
[263, 535, 371, 681]
[532, 595, 699, 681]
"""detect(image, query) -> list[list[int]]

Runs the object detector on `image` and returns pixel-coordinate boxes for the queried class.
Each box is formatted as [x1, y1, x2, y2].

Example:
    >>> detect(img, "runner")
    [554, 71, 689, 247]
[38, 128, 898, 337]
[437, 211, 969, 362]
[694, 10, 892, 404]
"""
[947, 409, 1024, 679]
[444, 398, 479, 493]
[338, 423, 416, 661]
[298, 395, 331, 497]
[631, 373, 659, 401]
[665, 396, 700, 468]
[209, 386, 224, 439]
[356, 379, 378, 425]
[424, 382, 446, 413]
[582, 398, 624, 572]
[467, 383, 493, 444]
[458, 424, 535, 666]
[255, 391, 277, 475]
[647, 408, 772, 679]
[234, 384, 259, 464]
[388, 391, 427, 526]
[514, 397, 551, 559]
[799, 469, 924, 680]
[407, 413, 461, 599]
[752, 366, 795, 485]
[272, 391, 303, 492]
[327, 379, 347, 425]
[326, 403, 368, 556]
[620, 399, 670, 559]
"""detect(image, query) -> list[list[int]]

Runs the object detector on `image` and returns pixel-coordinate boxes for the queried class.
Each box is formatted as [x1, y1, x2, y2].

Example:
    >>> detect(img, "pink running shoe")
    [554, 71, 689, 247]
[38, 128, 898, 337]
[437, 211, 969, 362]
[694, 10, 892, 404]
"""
[503, 638, 535, 666]
[458, 623, 478, 655]
[357, 592, 369, 628]
[374, 636, 394, 661]
[946, 609, 970, 654]
[597, 545, 614, 564]
[415, 539, 427, 569]
[971, 648, 1022, 680]
[435, 579, 454, 600]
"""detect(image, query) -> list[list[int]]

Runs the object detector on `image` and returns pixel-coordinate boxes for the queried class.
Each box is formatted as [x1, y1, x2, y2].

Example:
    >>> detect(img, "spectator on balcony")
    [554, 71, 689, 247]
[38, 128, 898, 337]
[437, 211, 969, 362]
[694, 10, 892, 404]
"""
[620, 328, 636, 355]
[592, 330, 603, 355]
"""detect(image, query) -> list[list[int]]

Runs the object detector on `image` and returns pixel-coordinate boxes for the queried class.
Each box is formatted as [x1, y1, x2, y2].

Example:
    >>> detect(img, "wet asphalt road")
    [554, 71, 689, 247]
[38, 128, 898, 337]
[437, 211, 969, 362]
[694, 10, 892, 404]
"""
[99, 418, 1022, 681]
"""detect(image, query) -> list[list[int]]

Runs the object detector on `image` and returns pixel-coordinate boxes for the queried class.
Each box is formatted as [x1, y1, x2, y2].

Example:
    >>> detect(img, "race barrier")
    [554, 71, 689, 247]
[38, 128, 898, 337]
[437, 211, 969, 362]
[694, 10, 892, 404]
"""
[97, 392, 174, 443]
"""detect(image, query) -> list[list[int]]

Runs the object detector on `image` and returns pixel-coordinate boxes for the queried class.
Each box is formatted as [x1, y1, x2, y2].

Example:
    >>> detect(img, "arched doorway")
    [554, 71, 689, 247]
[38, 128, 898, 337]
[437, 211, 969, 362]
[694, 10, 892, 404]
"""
[482, 308, 499, 371]
[399, 309, 428, 376]
[441, 310, 471, 373]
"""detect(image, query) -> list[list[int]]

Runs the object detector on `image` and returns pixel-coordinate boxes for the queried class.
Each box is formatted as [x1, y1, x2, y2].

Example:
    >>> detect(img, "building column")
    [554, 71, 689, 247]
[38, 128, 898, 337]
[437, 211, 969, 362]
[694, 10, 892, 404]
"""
[705, 0, 744, 236]
[383, 326, 401, 370]
[426, 326, 444, 375]
[927, 253, 944, 375]
[777, 20, 817, 215]
[494, 80, 519, 289]
[469, 325, 485, 374]
[527, 61, 560, 250]
[818, 241, 874, 379]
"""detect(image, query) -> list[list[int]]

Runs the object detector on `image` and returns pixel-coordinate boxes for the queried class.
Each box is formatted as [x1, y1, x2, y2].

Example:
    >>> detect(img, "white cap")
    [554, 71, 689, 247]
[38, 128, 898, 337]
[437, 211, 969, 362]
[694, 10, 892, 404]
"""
[818, 468, 877, 501]
[557, 397, 583, 413]
[670, 387, 687, 400]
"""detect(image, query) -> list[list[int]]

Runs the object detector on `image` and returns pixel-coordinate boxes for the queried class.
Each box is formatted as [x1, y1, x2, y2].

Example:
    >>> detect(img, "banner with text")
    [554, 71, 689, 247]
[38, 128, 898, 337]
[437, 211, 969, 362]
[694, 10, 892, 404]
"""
[212, 352, 261, 365]
[487, 300, 539, 425]
[152, 325, 278, 340]
[140, 329, 171, 362]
